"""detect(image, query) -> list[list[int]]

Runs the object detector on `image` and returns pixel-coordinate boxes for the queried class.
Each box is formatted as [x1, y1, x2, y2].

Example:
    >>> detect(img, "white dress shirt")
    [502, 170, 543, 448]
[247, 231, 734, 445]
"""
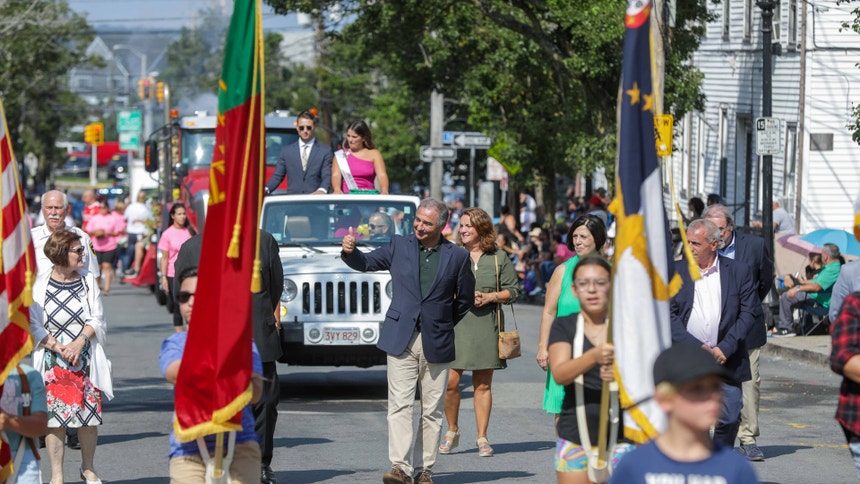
[687, 257, 722, 347]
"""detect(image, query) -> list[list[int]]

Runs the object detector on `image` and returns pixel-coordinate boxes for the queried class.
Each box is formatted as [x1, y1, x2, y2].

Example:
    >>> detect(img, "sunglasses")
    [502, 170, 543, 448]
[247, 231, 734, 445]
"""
[297, 125, 314, 132]
[369, 224, 384, 229]
[177, 291, 195, 303]
[68, 246, 85, 255]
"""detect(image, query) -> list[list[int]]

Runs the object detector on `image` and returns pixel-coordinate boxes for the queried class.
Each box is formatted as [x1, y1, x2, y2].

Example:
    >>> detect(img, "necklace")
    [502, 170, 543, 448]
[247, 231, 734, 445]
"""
[584, 321, 607, 342]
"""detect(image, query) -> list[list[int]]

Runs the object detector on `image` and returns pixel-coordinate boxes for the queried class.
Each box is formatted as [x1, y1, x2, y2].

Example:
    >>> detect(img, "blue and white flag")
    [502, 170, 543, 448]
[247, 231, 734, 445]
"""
[609, 0, 694, 444]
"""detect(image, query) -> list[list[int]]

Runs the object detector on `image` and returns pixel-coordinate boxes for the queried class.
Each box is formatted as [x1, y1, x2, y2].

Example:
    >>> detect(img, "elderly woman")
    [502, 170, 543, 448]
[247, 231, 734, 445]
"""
[537, 215, 607, 417]
[31, 229, 113, 484]
[439, 207, 520, 457]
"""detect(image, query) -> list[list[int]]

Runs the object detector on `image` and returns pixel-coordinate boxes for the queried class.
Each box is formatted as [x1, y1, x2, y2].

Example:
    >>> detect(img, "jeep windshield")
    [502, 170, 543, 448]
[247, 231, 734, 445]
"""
[262, 199, 417, 246]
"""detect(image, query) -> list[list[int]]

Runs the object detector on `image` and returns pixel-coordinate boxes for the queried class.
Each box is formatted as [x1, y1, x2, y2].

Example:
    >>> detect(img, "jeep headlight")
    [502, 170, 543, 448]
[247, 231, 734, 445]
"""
[281, 279, 297, 302]
[385, 280, 393, 299]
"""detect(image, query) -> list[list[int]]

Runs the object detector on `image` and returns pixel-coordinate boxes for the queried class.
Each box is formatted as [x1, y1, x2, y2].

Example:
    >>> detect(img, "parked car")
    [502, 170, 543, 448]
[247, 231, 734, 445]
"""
[107, 153, 129, 180]
[57, 155, 92, 178]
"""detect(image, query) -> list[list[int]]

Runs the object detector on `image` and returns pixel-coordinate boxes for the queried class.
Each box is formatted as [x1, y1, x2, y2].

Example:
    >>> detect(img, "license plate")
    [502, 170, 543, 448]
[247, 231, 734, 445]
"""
[305, 326, 361, 345]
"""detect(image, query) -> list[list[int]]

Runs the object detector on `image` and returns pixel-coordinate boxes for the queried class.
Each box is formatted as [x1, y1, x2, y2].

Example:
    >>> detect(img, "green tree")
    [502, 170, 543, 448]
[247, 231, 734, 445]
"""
[266, 0, 712, 206]
[0, 0, 93, 181]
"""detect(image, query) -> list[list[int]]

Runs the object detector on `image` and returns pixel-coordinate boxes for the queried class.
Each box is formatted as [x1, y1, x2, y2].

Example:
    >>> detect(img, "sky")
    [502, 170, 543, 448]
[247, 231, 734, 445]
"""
[67, 0, 309, 32]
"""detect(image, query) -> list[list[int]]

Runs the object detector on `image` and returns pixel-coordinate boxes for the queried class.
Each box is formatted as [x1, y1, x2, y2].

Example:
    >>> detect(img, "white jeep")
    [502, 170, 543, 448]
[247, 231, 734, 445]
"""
[260, 193, 420, 367]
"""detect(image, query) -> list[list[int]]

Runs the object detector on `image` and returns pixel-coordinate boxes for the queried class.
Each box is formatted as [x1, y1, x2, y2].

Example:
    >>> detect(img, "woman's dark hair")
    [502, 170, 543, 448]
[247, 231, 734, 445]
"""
[169, 203, 194, 233]
[500, 205, 511, 216]
[347, 120, 375, 149]
[688, 197, 705, 218]
[44, 229, 82, 267]
[178, 266, 198, 285]
[566, 214, 607, 253]
[573, 255, 612, 280]
[461, 207, 496, 253]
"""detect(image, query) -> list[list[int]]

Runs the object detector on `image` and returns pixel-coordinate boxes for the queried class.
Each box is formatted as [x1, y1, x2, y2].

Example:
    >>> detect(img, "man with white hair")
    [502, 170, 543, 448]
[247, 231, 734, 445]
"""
[32, 190, 99, 276]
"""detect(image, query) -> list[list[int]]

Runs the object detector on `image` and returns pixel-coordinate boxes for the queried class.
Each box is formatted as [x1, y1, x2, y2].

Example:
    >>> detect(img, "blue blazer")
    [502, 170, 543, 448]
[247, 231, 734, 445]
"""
[670, 256, 758, 383]
[731, 230, 773, 349]
[265, 140, 333, 194]
[342, 235, 475, 363]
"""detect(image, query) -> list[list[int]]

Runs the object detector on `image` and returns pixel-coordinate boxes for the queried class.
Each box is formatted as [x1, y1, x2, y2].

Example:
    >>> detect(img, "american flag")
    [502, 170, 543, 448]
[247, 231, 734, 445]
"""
[0, 96, 36, 478]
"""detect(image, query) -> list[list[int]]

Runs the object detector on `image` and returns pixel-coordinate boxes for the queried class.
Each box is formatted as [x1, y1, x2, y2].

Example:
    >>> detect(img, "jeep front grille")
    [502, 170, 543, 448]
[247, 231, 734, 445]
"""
[302, 281, 381, 315]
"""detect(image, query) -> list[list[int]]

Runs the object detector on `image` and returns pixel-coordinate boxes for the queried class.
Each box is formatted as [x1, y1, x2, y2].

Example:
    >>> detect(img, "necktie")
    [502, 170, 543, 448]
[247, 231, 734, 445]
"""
[301, 144, 309, 171]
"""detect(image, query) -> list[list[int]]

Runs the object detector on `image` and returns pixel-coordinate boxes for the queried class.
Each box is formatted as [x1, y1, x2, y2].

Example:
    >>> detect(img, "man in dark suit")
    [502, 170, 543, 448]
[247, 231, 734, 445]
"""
[341, 198, 474, 484]
[264, 110, 333, 195]
[704, 204, 773, 461]
[670, 219, 758, 448]
[173, 231, 285, 483]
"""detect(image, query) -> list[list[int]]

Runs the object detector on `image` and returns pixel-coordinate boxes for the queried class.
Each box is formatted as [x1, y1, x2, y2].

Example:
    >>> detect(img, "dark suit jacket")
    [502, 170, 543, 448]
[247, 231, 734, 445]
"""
[173, 231, 284, 362]
[731, 230, 774, 349]
[342, 235, 475, 363]
[670, 256, 758, 383]
[265, 140, 333, 194]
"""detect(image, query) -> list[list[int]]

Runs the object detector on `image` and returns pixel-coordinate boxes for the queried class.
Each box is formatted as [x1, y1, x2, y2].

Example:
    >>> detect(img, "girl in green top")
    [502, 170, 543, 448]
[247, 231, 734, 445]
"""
[537, 215, 607, 415]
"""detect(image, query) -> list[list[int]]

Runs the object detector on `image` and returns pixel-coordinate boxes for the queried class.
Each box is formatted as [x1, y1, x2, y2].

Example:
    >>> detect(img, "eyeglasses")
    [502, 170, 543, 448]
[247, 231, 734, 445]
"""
[573, 278, 610, 290]
[177, 291, 195, 303]
[297, 125, 314, 132]
[68, 246, 85, 255]
[369, 224, 384, 230]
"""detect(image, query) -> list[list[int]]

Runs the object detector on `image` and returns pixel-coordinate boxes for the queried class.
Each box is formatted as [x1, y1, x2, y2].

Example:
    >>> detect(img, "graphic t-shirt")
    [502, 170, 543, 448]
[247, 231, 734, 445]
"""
[609, 440, 760, 484]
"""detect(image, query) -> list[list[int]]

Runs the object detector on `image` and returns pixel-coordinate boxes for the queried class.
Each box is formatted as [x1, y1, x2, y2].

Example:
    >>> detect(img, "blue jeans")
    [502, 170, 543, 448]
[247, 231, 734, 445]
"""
[122, 233, 140, 271]
[842, 426, 860, 479]
[714, 382, 743, 447]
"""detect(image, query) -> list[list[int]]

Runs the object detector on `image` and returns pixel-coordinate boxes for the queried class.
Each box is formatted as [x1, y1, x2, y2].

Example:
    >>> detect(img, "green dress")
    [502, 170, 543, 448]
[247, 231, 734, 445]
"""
[543, 255, 580, 414]
[450, 250, 521, 370]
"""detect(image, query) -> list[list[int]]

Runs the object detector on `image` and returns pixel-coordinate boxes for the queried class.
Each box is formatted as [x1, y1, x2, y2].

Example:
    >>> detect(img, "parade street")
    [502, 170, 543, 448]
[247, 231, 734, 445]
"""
[59, 282, 856, 483]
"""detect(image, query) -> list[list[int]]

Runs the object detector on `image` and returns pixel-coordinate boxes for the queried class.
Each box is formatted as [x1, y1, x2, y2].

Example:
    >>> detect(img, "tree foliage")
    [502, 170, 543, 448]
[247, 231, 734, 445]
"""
[0, 0, 93, 177]
[264, 0, 712, 204]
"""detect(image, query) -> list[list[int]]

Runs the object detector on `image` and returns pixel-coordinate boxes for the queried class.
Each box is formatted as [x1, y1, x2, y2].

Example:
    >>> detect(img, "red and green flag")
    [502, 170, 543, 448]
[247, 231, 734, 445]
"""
[173, 0, 266, 442]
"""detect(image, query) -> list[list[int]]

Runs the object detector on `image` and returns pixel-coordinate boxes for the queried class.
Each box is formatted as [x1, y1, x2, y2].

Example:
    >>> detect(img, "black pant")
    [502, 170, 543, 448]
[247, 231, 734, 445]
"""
[253, 361, 279, 466]
[167, 276, 183, 327]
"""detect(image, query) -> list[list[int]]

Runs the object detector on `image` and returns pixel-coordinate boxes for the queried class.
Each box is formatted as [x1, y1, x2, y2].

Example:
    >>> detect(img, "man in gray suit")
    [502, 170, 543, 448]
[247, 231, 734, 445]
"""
[264, 110, 333, 195]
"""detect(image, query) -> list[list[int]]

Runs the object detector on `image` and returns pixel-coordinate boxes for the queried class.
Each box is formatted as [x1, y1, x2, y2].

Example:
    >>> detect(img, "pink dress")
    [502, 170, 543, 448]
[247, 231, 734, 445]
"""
[342, 152, 376, 192]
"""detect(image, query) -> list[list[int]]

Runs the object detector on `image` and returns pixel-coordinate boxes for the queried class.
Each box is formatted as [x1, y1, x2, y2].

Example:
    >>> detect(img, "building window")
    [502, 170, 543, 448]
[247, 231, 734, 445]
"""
[723, 0, 731, 40]
[743, 0, 753, 43]
[784, 123, 797, 200]
[774, 0, 781, 41]
[788, 0, 798, 49]
[77, 76, 92, 89]
[809, 133, 833, 151]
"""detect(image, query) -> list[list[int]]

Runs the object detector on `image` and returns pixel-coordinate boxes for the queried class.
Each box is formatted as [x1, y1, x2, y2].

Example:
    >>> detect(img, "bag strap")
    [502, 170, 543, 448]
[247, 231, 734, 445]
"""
[334, 150, 359, 192]
[494, 254, 517, 331]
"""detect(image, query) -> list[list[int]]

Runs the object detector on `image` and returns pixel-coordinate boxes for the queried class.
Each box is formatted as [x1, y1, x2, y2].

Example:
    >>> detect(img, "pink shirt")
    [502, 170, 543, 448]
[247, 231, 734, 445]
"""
[88, 213, 125, 252]
[555, 243, 575, 262]
[157, 226, 193, 277]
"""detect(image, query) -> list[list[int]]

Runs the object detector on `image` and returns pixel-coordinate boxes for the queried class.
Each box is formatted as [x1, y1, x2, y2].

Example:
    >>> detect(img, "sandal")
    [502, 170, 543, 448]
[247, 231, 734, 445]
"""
[438, 430, 460, 454]
[477, 437, 494, 457]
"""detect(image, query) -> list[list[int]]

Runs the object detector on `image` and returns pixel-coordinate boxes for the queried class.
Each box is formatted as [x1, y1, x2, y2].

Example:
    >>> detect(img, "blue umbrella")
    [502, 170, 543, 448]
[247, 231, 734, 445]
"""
[799, 229, 860, 257]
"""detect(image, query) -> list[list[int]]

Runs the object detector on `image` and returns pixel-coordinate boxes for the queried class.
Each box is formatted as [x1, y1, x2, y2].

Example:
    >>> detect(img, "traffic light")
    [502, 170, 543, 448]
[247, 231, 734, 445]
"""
[156, 82, 165, 104]
[84, 124, 94, 143]
[92, 122, 104, 146]
[138, 78, 151, 100]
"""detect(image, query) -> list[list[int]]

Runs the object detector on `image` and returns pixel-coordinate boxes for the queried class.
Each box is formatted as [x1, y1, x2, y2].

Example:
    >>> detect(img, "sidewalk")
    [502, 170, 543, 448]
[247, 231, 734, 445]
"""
[763, 334, 831, 368]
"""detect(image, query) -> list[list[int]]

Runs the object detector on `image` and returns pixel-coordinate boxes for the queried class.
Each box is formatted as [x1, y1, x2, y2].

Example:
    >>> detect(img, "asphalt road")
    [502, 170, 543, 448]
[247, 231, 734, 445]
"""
[43, 284, 858, 483]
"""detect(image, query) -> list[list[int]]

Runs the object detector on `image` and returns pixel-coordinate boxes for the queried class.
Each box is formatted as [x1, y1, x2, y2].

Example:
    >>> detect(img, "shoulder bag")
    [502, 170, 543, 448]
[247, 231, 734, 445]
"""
[495, 254, 521, 359]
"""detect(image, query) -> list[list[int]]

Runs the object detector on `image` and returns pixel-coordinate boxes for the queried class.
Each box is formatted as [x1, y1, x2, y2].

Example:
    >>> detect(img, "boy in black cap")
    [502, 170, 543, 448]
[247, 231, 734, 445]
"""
[610, 343, 760, 483]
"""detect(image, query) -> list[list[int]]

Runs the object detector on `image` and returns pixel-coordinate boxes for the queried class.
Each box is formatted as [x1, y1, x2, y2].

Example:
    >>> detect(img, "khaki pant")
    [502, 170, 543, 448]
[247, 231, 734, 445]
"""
[738, 347, 761, 445]
[169, 440, 261, 483]
[387, 331, 450, 476]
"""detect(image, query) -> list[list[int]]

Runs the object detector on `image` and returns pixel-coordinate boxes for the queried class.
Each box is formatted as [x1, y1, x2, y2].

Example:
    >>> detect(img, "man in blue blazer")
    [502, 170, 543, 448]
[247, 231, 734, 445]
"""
[670, 219, 758, 448]
[264, 110, 332, 195]
[342, 198, 474, 484]
[705, 204, 773, 461]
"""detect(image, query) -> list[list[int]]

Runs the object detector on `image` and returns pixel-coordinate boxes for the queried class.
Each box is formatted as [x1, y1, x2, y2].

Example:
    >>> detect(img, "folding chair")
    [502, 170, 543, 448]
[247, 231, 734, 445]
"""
[798, 304, 830, 336]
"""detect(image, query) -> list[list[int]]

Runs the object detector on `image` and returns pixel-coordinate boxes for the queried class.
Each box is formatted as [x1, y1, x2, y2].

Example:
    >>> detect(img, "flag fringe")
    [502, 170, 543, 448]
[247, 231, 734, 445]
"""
[174, 383, 253, 443]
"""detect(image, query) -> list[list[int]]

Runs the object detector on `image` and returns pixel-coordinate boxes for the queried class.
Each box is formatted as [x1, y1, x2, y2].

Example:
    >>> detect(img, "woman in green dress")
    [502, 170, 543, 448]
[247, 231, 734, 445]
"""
[536, 215, 607, 416]
[440, 207, 520, 458]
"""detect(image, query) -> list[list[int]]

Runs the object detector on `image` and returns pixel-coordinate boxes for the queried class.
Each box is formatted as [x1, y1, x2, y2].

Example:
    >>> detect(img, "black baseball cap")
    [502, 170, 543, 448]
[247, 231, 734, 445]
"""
[653, 343, 737, 387]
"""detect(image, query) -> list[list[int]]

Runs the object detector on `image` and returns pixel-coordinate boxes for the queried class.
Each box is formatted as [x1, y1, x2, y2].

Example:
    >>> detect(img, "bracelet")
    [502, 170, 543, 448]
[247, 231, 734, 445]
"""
[78, 333, 89, 343]
[494, 292, 499, 302]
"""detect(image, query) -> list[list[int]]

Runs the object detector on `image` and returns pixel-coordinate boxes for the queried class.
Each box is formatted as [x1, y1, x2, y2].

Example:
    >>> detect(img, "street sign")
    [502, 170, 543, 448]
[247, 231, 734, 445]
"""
[442, 131, 455, 144]
[755, 117, 783, 156]
[486, 156, 506, 181]
[117, 110, 142, 133]
[453, 132, 492, 148]
[654, 114, 674, 156]
[119, 132, 140, 151]
[419, 145, 457, 162]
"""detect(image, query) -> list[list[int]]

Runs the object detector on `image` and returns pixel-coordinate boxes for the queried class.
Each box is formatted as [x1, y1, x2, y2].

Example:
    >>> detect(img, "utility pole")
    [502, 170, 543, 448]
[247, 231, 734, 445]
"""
[429, 91, 444, 200]
[757, 0, 776, 259]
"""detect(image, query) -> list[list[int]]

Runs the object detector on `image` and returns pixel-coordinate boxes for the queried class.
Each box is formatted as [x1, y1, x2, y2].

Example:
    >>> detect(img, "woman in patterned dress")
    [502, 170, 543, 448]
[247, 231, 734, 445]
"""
[30, 229, 113, 484]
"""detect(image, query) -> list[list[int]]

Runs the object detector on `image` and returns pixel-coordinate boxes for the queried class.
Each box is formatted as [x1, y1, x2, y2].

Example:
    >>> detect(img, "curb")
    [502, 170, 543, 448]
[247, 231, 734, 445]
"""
[762, 339, 830, 369]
